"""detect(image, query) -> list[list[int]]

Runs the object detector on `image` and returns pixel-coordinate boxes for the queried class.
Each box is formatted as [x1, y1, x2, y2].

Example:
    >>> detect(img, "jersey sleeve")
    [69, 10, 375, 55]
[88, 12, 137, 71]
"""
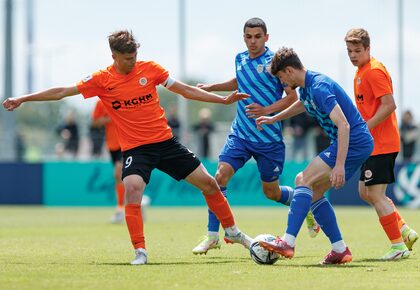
[366, 68, 393, 99]
[313, 82, 338, 115]
[150, 61, 170, 86]
[77, 71, 107, 99]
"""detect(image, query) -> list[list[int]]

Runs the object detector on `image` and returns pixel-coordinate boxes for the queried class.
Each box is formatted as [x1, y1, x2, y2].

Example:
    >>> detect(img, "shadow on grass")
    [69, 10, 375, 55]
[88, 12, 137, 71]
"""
[94, 256, 251, 266]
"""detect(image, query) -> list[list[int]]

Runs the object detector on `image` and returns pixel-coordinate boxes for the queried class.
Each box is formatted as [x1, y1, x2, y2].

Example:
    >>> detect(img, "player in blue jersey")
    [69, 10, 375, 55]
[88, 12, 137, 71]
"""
[192, 18, 320, 255]
[256, 47, 374, 264]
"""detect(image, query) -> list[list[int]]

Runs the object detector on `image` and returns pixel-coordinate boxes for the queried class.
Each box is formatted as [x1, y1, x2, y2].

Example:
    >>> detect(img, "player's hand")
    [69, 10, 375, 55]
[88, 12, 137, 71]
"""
[245, 103, 267, 118]
[2, 97, 23, 111]
[224, 90, 250, 104]
[197, 83, 211, 92]
[330, 165, 345, 189]
[255, 115, 276, 131]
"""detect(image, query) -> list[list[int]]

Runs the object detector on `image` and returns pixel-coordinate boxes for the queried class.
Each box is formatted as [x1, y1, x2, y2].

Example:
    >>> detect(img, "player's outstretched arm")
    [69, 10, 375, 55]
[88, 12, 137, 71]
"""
[256, 100, 305, 130]
[2, 86, 80, 111]
[168, 80, 248, 105]
[197, 78, 238, 92]
[246, 87, 298, 118]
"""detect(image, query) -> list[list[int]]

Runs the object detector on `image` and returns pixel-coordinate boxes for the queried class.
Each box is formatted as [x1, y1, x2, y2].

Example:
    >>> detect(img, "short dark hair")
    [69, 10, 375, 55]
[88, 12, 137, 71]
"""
[243, 17, 267, 34]
[108, 30, 140, 54]
[270, 47, 304, 75]
[344, 28, 370, 49]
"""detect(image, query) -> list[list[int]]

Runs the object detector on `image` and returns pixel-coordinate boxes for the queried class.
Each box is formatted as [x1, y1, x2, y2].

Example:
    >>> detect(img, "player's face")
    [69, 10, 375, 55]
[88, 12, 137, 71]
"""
[346, 42, 370, 68]
[113, 51, 137, 74]
[276, 69, 298, 90]
[243, 27, 268, 58]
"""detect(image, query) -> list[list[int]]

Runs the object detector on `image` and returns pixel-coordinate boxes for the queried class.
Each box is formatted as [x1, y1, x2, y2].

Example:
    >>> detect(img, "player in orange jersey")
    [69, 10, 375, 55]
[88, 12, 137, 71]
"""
[3, 30, 252, 265]
[91, 99, 125, 223]
[345, 28, 418, 260]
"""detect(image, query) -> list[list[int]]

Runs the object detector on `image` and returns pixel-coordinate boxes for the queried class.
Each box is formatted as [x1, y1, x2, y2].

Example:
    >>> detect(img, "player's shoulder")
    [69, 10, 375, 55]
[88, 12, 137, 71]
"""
[236, 49, 249, 60]
[364, 61, 390, 82]
[310, 71, 335, 92]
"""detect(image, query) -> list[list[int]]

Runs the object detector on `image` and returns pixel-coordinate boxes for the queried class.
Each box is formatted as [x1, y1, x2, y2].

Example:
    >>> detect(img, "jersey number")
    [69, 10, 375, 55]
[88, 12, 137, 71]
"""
[125, 156, 133, 168]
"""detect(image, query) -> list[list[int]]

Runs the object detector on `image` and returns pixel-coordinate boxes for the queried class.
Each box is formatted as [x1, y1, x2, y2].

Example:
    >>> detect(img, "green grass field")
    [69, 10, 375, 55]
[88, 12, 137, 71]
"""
[0, 206, 419, 290]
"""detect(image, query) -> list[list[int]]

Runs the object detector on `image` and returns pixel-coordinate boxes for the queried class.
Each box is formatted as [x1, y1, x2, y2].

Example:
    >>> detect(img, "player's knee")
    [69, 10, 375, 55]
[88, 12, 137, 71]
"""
[201, 177, 219, 195]
[294, 172, 308, 187]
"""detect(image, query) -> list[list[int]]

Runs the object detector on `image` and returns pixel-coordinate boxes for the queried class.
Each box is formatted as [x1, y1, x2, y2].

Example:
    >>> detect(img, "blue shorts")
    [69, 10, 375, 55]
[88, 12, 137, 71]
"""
[319, 137, 373, 181]
[219, 134, 285, 182]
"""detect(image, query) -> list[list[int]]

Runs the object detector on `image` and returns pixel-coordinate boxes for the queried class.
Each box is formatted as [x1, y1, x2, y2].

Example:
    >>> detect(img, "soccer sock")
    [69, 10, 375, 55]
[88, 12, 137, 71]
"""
[282, 233, 296, 247]
[116, 182, 125, 211]
[125, 204, 145, 249]
[331, 240, 347, 253]
[207, 187, 227, 234]
[387, 198, 406, 230]
[311, 197, 343, 244]
[285, 186, 313, 238]
[379, 211, 404, 245]
[203, 190, 235, 229]
[277, 185, 294, 206]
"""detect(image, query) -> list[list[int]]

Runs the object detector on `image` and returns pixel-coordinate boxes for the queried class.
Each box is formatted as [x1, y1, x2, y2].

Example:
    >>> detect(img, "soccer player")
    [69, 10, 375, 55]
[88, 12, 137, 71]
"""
[91, 99, 125, 223]
[192, 18, 319, 255]
[256, 47, 374, 264]
[2, 30, 253, 265]
[345, 28, 418, 259]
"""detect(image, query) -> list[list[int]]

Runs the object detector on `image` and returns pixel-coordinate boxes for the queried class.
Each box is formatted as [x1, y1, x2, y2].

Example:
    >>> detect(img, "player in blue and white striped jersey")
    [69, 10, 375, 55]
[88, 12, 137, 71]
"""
[192, 18, 319, 255]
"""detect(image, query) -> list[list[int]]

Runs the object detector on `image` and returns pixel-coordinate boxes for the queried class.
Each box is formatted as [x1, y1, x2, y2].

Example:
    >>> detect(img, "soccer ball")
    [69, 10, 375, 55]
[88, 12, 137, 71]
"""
[249, 234, 280, 265]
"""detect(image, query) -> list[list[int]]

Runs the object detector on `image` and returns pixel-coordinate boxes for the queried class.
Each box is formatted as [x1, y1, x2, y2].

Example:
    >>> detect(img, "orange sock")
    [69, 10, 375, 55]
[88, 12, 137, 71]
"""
[125, 204, 145, 249]
[203, 190, 235, 228]
[379, 211, 403, 244]
[387, 198, 406, 229]
[116, 182, 125, 210]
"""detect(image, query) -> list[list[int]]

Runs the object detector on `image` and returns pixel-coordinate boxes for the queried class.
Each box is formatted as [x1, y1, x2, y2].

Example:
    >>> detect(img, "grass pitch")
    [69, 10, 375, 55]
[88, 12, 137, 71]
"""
[0, 206, 419, 290]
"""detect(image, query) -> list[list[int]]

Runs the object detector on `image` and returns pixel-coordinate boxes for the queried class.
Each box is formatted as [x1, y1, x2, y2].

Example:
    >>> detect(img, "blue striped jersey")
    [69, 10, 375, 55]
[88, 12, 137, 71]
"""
[232, 47, 284, 143]
[299, 70, 370, 144]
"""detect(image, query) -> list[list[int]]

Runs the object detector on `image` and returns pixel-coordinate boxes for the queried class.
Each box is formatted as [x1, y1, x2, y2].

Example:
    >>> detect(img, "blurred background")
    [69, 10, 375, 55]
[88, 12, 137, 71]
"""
[1, 0, 419, 208]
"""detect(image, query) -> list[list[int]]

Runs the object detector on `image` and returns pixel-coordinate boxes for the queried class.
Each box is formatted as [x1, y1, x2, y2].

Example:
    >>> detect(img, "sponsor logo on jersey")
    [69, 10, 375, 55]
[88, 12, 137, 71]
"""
[111, 94, 153, 110]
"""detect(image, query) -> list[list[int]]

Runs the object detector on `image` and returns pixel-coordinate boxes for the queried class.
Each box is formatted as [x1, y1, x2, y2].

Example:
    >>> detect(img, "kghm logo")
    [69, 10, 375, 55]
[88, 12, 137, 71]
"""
[112, 100, 121, 110]
[356, 94, 364, 102]
[111, 94, 153, 110]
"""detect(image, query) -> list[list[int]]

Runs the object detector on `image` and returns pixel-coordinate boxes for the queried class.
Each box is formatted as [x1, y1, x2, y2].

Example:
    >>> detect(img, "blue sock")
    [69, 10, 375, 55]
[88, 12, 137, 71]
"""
[207, 187, 227, 232]
[311, 197, 342, 243]
[278, 185, 294, 206]
[286, 186, 313, 237]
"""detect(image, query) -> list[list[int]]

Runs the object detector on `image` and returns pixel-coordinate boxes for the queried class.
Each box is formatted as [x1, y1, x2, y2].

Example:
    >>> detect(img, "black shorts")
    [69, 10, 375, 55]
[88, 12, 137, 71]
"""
[109, 149, 122, 165]
[359, 152, 398, 186]
[122, 137, 201, 183]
